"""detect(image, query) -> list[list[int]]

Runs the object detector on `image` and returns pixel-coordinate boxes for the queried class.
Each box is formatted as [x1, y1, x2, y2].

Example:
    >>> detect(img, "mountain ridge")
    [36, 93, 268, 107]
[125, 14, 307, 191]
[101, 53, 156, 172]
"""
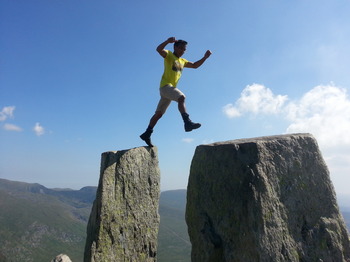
[0, 178, 348, 262]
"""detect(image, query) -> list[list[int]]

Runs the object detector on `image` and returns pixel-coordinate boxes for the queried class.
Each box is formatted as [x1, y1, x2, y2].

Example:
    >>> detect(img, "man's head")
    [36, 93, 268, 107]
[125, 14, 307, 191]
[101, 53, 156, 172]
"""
[174, 40, 187, 57]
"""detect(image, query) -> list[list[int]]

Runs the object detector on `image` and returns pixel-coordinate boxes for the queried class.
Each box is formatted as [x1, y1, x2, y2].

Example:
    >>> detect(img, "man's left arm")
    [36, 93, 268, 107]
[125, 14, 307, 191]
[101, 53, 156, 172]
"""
[185, 50, 212, 69]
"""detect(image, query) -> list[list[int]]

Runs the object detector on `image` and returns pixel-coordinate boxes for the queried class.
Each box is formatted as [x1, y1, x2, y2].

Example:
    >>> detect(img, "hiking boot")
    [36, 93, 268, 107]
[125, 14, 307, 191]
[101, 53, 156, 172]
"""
[140, 129, 154, 147]
[182, 113, 201, 132]
[184, 121, 201, 132]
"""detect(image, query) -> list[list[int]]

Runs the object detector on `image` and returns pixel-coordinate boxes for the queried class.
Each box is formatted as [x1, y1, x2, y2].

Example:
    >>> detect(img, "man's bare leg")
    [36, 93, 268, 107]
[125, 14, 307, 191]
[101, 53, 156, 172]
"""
[149, 111, 163, 129]
[178, 95, 186, 114]
[140, 111, 163, 147]
[178, 95, 201, 132]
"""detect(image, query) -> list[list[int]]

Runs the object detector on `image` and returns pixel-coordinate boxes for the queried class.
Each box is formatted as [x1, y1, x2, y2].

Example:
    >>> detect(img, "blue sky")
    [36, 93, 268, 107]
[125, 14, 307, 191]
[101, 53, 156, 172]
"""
[1, 0, 350, 196]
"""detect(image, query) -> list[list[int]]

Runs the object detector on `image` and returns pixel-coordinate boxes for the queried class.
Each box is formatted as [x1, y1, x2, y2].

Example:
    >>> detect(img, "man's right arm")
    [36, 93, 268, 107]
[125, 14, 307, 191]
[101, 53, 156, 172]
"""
[156, 37, 176, 58]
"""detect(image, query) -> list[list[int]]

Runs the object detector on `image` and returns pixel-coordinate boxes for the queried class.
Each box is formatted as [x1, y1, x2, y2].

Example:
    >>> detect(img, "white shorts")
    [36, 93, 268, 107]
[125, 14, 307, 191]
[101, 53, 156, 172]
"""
[155, 85, 185, 114]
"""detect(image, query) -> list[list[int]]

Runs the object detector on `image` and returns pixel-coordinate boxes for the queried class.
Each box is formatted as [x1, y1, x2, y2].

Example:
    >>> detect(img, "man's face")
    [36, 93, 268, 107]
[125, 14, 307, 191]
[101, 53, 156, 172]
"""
[174, 44, 187, 57]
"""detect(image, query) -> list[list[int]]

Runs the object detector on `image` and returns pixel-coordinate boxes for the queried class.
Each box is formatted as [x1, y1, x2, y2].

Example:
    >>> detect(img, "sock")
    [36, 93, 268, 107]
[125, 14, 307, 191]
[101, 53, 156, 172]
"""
[181, 113, 189, 122]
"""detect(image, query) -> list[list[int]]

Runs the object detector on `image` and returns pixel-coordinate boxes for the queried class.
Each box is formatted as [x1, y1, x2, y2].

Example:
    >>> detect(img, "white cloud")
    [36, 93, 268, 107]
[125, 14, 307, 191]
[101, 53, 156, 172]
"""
[223, 84, 288, 118]
[0, 106, 15, 121]
[222, 104, 241, 118]
[224, 83, 350, 194]
[33, 122, 45, 136]
[224, 84, 350, 147]
[3, 123, 22, 132]
[182, 138, 194, 143]
[285, 85, 350, 147]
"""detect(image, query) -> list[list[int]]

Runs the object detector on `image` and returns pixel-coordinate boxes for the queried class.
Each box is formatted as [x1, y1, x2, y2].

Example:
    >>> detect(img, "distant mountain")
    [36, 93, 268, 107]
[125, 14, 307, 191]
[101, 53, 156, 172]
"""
[338, 194, 350, 212]
[0, 179, 191, 262]
[343, 212, 350, 230]
[0, 178, 95, 262]
[0, 178, 348, 262]
[337, 194, 350, 231]
[157, 190, 191, 262]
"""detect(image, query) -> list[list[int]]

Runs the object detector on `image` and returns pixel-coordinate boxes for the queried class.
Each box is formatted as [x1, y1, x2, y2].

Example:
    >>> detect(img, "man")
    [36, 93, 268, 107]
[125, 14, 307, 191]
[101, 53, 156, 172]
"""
[140, 37, 212, 147]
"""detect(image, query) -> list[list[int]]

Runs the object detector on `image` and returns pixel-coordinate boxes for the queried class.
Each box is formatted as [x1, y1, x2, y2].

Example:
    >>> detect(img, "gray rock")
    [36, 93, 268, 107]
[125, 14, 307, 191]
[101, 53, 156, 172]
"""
[84, 147, 160, 262]
[186, 133, 350, 262]
[51, 254, 72, 262]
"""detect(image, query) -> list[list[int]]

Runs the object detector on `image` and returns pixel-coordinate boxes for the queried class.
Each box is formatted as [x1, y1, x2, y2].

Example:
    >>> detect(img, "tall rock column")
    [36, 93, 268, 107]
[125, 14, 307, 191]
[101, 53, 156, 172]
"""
[84, 147, 160, 262]
[186, 133, 350, 262]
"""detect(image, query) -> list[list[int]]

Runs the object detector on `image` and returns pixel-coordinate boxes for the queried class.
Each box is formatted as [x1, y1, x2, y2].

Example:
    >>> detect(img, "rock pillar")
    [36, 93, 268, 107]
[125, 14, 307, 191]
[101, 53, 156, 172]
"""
[84, 147, 160, 262]
[186, 134, 350, 262]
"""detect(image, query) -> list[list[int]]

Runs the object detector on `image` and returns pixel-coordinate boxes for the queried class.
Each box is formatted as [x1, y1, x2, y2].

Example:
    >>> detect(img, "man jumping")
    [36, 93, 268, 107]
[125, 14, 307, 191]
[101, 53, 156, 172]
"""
[140, 37, 212, 147]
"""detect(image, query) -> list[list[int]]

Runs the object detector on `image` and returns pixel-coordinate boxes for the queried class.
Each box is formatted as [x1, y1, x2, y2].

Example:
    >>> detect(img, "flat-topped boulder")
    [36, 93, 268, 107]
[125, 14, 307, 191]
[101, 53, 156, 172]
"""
[186, 133, 350, 262]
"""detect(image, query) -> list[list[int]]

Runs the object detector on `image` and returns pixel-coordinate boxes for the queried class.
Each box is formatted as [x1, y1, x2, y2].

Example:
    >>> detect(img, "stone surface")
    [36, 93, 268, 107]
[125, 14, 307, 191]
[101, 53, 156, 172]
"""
[84, 147, 160, 262]
[51, 254, 72, 262]
[186, 133, 350, 262]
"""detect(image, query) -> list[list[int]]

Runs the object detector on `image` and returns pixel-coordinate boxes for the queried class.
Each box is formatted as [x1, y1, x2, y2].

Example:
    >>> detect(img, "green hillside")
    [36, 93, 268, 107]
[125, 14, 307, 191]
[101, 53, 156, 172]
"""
[0, 179, 192, 262]
[157, 190, 191, 262]
[0, 179, 92, 262]
[0, 178, 349, 262]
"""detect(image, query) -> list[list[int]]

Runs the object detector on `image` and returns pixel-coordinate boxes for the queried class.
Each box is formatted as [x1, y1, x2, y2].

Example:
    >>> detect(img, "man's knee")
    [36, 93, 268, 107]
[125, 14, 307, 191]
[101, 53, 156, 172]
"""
[178, 95, 185, 103]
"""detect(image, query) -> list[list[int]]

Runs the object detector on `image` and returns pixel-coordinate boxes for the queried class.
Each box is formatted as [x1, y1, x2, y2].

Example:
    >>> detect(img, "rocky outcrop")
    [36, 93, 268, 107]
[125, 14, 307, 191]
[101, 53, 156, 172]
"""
[186, 133, 350, 262]
[84, 147, 160, 262]
[51, 254, 72, 262]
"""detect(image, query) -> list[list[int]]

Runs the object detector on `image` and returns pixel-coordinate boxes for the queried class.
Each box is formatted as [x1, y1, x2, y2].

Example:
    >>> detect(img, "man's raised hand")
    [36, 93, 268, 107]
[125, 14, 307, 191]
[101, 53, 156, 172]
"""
[167, 37, 176, 43]
[204, 50, 212, 59]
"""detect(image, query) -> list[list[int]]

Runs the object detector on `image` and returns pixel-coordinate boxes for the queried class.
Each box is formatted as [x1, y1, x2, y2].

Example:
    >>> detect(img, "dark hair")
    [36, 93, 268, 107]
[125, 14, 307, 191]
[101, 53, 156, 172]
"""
[174, 40, 188, 47]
